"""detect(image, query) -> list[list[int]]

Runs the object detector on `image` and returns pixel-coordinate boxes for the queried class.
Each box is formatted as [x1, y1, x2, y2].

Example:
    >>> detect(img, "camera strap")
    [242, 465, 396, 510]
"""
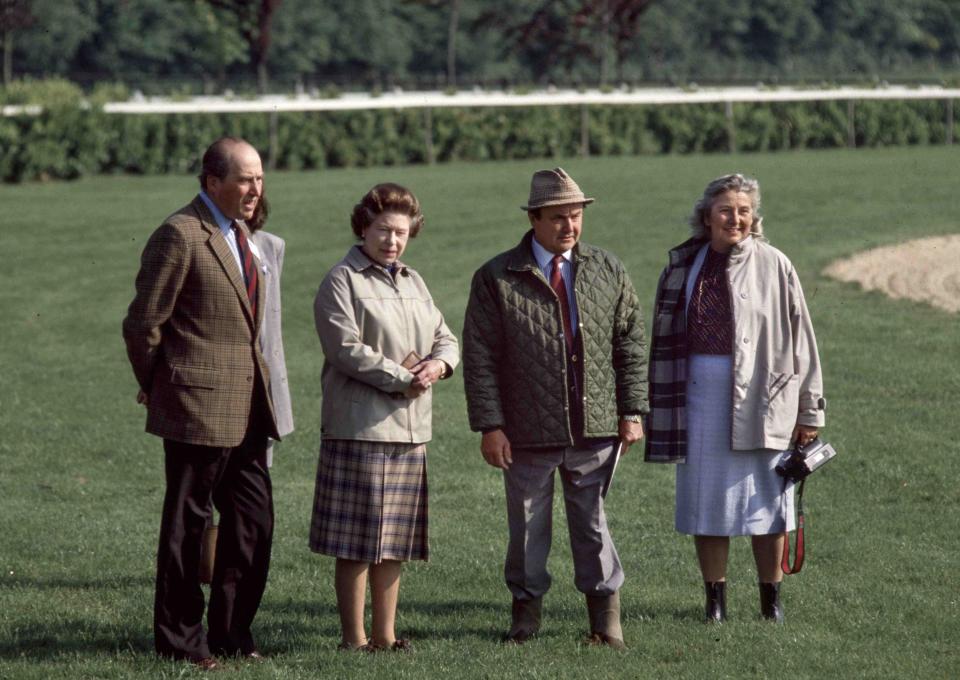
[781, 478, 806, 575]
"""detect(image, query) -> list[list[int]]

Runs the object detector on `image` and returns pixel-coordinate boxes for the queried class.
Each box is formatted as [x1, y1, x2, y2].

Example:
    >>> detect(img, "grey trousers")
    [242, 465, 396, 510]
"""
[503, 441, 624, 600]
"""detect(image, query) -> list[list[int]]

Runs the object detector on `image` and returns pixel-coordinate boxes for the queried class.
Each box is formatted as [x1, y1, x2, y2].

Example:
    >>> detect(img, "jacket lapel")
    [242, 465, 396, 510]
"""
[191, 197, 256, 328]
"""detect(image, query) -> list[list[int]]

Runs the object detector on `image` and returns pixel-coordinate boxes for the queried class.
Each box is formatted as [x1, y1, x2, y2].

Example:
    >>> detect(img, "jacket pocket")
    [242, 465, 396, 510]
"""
[763, 372, 798, 439]
[169, 364, 218, 390]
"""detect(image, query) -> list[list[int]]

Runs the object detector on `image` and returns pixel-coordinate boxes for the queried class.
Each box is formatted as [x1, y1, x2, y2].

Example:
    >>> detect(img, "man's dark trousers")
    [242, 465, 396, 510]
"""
[154, 423, 273, 661]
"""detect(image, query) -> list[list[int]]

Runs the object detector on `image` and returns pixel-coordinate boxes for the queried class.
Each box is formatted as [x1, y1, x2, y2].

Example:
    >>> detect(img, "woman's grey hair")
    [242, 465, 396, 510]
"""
[689, 173, 764, 239]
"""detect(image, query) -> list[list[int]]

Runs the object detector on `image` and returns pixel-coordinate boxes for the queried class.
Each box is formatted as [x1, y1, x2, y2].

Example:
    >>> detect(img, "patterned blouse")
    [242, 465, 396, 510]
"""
[687, 247, 733, 355]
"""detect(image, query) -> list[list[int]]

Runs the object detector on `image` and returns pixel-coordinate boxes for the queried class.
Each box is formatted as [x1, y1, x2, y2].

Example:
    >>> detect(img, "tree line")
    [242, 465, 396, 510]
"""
[3, 0, 960, 93]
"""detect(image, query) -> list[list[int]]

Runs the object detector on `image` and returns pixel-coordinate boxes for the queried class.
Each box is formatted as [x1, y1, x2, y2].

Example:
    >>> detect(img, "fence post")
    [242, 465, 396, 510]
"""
[580, 104, 590, 157]
[267, 110, 279, 170]
[423, 107, 435, 164]
[725, 100, 736, 153]
[847, 99, 856, 148]
[947, 99, 954, 145]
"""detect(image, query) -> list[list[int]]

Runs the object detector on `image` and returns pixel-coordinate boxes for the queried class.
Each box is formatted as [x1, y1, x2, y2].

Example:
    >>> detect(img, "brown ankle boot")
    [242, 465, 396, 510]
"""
[585, 592, 626, 650]
[504, 596, 542, 644]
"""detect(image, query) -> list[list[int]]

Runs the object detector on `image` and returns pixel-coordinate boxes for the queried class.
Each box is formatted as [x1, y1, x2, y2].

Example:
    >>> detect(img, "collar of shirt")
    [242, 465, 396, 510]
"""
[531, 236, 572, 279]
[530, 235, 579, 333]
[198, 190, 263, 270]
[199, 190, 234, 234]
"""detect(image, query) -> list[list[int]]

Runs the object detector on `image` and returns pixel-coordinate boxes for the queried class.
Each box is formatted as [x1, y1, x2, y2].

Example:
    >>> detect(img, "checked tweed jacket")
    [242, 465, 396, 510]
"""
[123, 196, 278, 448]
[463, 230, 648, 449]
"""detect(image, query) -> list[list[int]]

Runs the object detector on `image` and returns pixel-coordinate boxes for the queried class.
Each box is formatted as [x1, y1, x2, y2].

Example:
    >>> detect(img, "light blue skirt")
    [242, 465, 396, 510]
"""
[675, 354, 795, 536]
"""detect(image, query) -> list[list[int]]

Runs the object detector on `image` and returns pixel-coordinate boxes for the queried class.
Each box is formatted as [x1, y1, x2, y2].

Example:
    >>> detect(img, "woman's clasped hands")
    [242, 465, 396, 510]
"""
[403, 359, 446, 398]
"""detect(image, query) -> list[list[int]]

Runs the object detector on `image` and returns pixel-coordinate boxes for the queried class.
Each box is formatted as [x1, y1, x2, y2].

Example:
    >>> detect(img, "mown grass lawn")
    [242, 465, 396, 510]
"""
[1, 146, 957, 679]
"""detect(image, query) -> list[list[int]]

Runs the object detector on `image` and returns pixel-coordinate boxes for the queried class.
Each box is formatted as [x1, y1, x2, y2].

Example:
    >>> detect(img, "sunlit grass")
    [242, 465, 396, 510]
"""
[1, 146, 958, 678]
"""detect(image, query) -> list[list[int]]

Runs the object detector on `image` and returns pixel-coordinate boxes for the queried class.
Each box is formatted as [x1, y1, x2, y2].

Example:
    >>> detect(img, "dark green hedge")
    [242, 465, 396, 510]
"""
[0, 98, 956, 182]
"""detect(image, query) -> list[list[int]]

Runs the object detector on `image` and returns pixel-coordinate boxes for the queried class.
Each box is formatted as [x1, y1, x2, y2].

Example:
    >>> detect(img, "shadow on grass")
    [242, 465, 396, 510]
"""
[0, 623, 152, 660]
[0, 574, 153, 590]
[260, 596, 510, 643]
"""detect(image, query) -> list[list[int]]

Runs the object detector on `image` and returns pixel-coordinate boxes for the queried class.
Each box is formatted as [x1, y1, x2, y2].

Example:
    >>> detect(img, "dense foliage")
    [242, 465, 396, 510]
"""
[1, 82, 956, 181]
[3, 0, 960, 92]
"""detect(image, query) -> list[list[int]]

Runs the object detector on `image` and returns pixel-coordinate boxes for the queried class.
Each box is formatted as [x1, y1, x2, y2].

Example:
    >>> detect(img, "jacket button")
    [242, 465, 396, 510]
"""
[742, 337, 750, 344]
[740, 291, 747, 298]
[571, 354, 578, 362]
[246, 376, 252, 382]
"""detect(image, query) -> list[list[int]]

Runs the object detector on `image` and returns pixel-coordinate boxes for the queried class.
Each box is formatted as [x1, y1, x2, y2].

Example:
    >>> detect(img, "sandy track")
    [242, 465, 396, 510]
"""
[823, 235, 960, 313]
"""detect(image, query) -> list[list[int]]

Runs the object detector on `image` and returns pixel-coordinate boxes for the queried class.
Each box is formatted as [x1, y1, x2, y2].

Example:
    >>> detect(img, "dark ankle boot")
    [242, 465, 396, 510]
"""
[759, 582, 784, 623]
[504, 596, 542, 644]
[704, 581, 727, 623]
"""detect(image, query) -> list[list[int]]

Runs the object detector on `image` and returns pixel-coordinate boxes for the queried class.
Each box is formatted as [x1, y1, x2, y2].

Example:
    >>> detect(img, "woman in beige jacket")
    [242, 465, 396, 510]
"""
[646, 174, 825, 624]
[309, 183, 459, 652]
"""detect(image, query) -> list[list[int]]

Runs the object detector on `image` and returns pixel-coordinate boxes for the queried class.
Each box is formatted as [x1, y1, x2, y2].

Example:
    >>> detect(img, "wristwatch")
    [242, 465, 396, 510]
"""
[621, 414, 643, 423]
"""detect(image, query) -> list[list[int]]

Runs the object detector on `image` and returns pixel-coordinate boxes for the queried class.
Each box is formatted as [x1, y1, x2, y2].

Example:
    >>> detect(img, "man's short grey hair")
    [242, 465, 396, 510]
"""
[689, 173, 764, 239]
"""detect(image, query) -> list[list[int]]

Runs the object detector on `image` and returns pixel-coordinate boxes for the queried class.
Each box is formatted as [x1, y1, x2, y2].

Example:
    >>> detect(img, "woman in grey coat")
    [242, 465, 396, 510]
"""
[646, 174, 826, 623]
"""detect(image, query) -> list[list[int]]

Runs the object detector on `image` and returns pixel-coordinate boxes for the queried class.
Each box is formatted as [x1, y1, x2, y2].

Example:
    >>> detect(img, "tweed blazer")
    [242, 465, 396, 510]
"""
[645, 235, 825, 463]
[251, 230, 294, 439]
[123, 196, 278, 447]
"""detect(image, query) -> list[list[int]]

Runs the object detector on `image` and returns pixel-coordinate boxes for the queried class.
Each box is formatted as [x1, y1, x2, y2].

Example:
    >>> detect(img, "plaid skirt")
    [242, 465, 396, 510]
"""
[309, 439, 429, 563]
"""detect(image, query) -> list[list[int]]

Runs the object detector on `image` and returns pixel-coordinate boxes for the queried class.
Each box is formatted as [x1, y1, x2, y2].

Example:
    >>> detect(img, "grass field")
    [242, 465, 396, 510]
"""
[1, 147, 958, 679]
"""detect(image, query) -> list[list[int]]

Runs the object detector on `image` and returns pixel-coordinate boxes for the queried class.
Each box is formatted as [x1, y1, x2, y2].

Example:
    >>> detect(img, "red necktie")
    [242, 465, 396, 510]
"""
[550, 254, 574, 353]
[233, 223, 258, 318]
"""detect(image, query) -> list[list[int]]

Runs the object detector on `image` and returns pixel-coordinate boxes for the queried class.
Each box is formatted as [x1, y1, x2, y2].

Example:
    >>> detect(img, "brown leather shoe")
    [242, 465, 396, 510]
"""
[337, 640, 371, 652]
[192, 657, 220, 671]
[366, 638, 413, 653]
[503, 596, 542, 644]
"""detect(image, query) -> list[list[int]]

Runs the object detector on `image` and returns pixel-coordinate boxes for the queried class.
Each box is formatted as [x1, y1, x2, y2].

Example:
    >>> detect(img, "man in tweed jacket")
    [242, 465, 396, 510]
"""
[463, 168, 648, 649]
[123, 137, 278, 669]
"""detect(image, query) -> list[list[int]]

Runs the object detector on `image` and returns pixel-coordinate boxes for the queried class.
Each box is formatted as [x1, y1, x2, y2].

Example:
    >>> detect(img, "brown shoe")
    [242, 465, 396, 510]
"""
[337, 640, 371, 652]
[503, 596, 542, 644]
[366, 638, 413, 653]
[585, 592, 626, 650]
[244, 650, 266, 662]
[191, 657, 220, 671]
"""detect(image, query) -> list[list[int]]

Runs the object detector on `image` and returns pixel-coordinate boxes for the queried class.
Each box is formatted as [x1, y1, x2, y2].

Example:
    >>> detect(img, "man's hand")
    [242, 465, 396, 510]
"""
[136, 389, 149, 406]
[618, 418, 644, 453]
[481, 429, 513, 470]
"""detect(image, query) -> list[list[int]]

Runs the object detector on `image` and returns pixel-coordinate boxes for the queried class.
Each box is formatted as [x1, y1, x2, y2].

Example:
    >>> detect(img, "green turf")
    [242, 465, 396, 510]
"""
[2, 147, 958, 679]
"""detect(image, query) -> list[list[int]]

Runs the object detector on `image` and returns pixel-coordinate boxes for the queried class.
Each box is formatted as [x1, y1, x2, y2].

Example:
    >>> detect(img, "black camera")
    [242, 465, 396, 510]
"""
[775, 438, 837, 483]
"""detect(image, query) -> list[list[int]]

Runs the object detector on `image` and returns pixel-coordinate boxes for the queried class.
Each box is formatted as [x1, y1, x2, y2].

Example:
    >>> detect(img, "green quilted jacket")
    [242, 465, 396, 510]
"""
[463, 230, 649, 448]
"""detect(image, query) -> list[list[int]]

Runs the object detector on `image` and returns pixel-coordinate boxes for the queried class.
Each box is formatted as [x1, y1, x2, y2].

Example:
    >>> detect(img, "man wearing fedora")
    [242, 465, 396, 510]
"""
[463, 168, 648, 648]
